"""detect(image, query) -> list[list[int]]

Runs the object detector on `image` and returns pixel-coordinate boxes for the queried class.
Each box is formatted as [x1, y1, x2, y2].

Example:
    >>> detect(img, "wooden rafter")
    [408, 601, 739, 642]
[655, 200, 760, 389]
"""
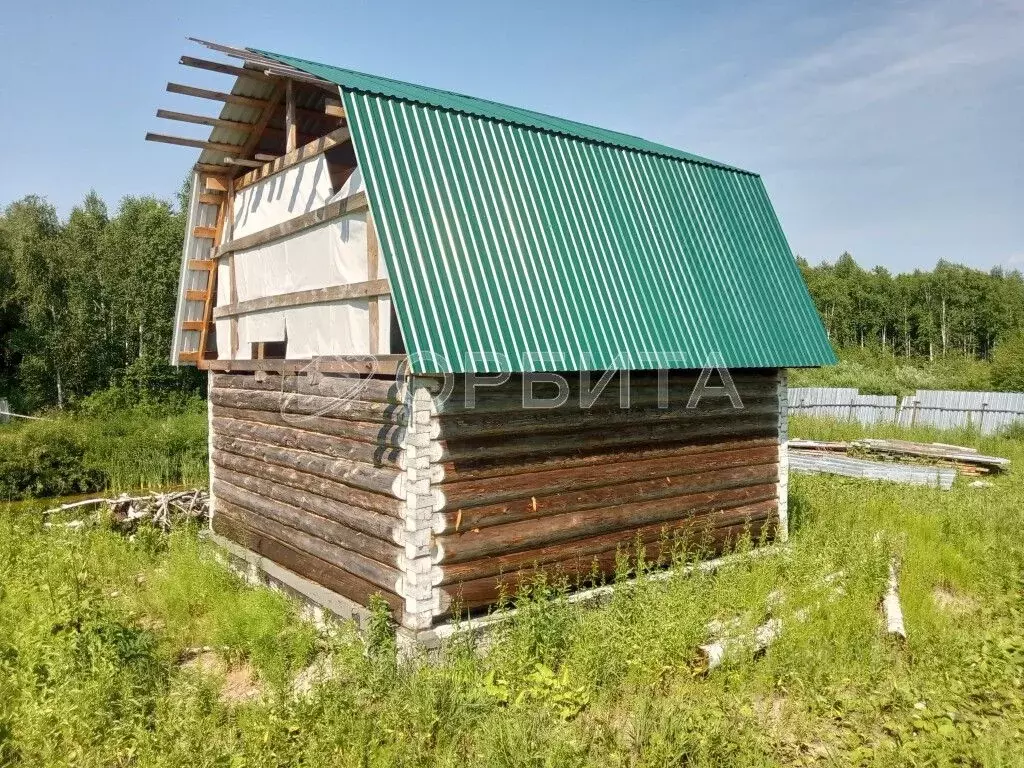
[237, 79, 285, 161]
[146, 132, 242, 154]
[180, 55, 265, 81]
[156, 109, 253, 133]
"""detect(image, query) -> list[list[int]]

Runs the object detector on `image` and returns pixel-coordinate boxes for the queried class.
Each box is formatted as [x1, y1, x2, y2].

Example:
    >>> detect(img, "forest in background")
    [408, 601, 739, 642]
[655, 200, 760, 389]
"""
[3, 188, 1024, 415]
[0, 188, 202, 414]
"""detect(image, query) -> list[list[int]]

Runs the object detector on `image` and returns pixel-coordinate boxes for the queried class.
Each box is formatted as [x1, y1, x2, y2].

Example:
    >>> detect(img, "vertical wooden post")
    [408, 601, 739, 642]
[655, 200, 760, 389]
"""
[226, 177, 239, 359]
[367, 212, 380, 354]
[285, 80, 297, 153]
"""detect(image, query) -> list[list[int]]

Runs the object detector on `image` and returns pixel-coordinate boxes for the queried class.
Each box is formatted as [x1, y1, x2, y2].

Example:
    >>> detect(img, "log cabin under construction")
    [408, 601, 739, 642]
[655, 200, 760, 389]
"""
[150, 39, 835, 643]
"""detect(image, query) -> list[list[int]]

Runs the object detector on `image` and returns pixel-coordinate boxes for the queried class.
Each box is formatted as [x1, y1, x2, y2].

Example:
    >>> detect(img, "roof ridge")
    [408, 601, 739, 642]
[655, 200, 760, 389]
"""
[252, 47, 757, 176]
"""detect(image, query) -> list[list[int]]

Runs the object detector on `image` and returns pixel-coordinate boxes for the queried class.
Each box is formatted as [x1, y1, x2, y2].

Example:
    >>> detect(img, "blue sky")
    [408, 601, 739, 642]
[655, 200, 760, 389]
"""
[0, 0, 1020, 273]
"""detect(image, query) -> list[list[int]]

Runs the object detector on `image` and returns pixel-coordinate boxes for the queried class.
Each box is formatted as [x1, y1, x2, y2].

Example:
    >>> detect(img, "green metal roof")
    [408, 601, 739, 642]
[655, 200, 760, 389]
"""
[258, 48, 837, 374]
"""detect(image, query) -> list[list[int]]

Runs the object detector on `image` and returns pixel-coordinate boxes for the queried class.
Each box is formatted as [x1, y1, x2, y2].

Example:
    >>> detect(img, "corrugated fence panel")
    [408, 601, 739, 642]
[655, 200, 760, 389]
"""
[898, 390, 1024, 434]
[794, 387, 1024, 434]
[788, 388, 897, 426]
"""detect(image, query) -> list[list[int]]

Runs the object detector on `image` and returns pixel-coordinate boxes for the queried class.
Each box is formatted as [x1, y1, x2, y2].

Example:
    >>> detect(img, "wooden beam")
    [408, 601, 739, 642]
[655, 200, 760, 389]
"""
[216, 191, 367, 257]
[185, 289, 208, 302]
[182, 320, 209, 331]
[180, 55, 267, 81]
[367, 211, 380, 354]
[198, 355, 407, 375]
[234, 126, 352, 190]
[203, 176, 229, 192]
[146, 132, 242, 154]
[193, 226, 218, 239]
[224, 158, 263, 168]
[188, 259, 215, 271]
[237, 79, 286, 162]
[285, 80, 297, 153]
[324, 99, 346, 119]
[254, 153, 278, 162]
[167, 82, 268, 109]
[213, 279, 391, 319]
[198, 193, 223, 205]
[196, 164, 230, 178]
[156, 109, 253, 133]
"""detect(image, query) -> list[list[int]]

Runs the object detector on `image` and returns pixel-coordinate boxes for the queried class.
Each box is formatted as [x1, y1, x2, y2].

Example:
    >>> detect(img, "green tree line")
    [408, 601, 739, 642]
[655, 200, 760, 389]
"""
[798, 252, 1024, 360]
[0, 188, 202, 413]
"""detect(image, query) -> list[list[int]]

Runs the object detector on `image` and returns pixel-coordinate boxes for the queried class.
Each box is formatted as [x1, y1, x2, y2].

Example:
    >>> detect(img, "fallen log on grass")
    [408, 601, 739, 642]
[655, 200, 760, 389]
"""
[882, 556, 907, 641]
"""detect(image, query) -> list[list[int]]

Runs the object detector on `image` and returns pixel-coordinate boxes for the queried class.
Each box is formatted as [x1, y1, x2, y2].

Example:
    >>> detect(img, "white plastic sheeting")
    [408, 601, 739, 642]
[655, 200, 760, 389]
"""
[215, 156, 387, 360]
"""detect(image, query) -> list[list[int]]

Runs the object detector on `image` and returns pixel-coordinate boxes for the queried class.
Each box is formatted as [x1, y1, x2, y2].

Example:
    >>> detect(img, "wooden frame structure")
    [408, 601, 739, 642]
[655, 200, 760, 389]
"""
[150, 40, 796, 644]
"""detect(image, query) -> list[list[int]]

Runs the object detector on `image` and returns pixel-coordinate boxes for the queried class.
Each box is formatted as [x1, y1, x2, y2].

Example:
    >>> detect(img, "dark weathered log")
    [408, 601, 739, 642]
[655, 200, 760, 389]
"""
[442, 443, 779, 512]
[210, 433, 401, 499]
[212, 403, 405, 447]
[213, 463, 401, 543]
[439, 508, 777, 610]
[438, 412, 777, 468]
[213, 486, 402, 592]
[212, 416, 403, 469]
[211, 446, 402, 518]
[213, 506, 404, 616]
[435, 375, 779, 416]
[436, 396, 778, 442]
[211, 386, 407, 425]
[213, 372, 405, 404]
[445, 460, 777, 531]
[438, 483, 778, 565]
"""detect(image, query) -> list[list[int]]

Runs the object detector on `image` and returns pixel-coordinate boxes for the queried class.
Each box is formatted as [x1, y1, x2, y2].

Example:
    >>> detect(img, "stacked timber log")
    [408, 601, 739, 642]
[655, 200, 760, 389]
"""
[209, 372, 407, 619]
[208, 368, 785, 631]
[430, 370, 783, 615]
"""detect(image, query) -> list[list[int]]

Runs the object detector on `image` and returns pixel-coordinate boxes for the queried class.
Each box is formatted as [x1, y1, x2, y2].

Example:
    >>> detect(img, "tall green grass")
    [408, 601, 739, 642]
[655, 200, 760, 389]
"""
[0, 405, 208, 500]
[2, 417, 1023, 765]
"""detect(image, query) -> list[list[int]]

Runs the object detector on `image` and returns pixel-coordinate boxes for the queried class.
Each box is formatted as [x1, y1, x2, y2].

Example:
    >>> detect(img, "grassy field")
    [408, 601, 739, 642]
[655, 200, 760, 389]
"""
[2, 416, 1023, 766]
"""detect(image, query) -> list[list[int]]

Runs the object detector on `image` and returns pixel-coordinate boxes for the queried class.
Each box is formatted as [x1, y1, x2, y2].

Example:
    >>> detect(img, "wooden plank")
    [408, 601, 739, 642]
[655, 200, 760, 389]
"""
[179, 55, 266, 81]
[193, 225, 218, 239]
[145, 132, 242, 155]
[213, 279, 389, 319]
[215, 191, 367, 257]
[202, 176, 229, 192]
[198, 193, 223, 205]
[224, 158, 263, 168]
[203, 355, 407, 376]
[184, 289, 207, 302]
[181, 320, 208, 331]
[234, 126, 352, 190]
[213, 507, 404, 616]
[188, 259, 215, 271]
[367, 211, 380, 354]
[178, 351, 201, 363]
[285, 79, 297, 153]
[167, 82, 268, 109]
[156, 109, 253, 133]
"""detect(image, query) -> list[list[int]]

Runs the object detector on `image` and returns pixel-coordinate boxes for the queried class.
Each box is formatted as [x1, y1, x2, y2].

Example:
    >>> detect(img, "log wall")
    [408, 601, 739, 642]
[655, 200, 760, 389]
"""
[429, 369, 782, 616]
[209, 372, 408, 620]
[208, 367, 784, 634]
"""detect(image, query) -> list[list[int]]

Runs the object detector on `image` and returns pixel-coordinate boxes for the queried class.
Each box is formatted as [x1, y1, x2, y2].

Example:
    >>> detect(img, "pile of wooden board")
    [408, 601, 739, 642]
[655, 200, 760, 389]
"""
[789, 438, 1008, 488]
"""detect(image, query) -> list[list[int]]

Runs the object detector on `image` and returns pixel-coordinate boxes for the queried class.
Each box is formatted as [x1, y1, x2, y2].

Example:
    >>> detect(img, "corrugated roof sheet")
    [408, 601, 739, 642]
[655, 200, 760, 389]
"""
[258, 48, 837, 374]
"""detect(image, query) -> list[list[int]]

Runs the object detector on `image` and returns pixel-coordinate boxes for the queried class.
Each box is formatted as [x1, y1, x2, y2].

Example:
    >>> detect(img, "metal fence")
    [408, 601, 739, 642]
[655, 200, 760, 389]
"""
[789, 387, 1024, 435]
[788, 388, 898, 426]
